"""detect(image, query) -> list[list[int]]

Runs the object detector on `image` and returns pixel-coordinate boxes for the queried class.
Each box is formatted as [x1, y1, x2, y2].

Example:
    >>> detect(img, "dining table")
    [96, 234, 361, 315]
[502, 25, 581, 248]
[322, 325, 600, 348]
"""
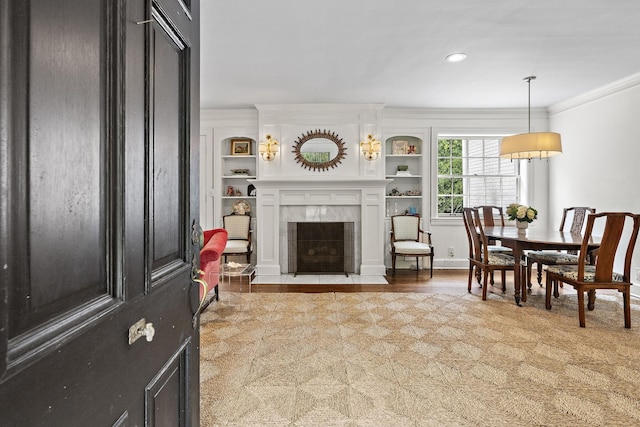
[483, 226, 601, 306]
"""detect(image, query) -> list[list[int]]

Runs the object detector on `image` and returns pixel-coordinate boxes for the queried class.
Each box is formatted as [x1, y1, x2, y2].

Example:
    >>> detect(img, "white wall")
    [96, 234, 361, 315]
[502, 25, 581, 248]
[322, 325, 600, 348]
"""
[382, 108, 552, 268]
[549, 73, 640, 293]
[201, 106, 553, 270]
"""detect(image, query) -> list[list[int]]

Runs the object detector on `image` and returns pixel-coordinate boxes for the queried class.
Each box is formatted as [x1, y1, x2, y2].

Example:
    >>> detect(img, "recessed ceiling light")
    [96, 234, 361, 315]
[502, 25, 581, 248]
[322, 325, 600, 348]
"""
[445, 52, 467, 63]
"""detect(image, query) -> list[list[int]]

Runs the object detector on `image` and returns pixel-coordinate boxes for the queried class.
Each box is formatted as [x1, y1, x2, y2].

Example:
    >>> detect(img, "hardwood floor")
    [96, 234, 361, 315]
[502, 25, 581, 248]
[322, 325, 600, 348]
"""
[224, 268, 561, 299]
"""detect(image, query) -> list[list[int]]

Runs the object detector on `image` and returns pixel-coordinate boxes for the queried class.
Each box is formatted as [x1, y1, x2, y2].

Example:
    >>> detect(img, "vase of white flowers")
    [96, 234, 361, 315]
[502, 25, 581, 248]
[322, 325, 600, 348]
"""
[506, 203, 538, 230]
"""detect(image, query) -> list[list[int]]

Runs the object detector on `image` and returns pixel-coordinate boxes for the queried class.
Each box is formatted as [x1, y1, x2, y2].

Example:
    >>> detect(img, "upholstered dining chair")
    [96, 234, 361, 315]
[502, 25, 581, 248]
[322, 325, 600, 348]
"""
[545, 212, 640, 328]
[222, 214, 252, 263]
[390, 215, 434, 277]
[475, 205, 512, 287]
[525, 207, 595, 288]
[462, 207, 516, 300]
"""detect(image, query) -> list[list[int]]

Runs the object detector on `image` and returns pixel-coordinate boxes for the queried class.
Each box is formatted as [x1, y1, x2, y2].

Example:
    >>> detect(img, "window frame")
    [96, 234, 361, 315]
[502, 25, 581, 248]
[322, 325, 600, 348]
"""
[431, 132, 521, 222]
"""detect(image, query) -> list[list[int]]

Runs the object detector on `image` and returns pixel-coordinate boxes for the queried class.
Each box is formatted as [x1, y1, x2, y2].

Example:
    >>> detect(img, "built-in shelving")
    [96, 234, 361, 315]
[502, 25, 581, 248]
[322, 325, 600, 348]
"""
[220, 138, 257, 215]
[384, 135, 423, 217]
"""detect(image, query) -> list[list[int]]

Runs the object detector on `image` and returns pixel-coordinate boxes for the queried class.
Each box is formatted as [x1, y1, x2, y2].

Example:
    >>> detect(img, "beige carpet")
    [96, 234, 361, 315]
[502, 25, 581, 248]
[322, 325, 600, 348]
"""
[199, 291, 640, 426]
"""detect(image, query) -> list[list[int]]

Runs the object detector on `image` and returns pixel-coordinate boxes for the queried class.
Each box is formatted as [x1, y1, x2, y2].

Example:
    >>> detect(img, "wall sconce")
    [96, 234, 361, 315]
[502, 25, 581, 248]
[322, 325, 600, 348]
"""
[258, 134, 279, 161]
[360, 134, 382, 161]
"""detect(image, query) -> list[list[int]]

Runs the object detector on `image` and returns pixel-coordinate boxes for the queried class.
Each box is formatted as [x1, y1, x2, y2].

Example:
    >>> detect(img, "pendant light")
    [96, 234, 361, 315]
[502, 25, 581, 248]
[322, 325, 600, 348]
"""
[500, 76, 562, 160]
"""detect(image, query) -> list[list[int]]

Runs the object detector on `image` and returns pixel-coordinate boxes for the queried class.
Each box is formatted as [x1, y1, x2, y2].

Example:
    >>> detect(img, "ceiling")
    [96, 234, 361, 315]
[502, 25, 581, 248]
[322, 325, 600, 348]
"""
[199, 1, 640, 110]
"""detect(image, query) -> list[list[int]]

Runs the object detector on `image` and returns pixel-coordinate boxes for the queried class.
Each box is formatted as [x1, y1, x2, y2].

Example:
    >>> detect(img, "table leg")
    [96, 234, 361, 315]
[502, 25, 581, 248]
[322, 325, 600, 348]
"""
[512, 248, 523, 306]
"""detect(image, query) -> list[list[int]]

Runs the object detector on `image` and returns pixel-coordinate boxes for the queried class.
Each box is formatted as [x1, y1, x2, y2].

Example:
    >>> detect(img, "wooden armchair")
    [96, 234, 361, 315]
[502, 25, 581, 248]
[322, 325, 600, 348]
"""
[222, 214, 252, 264]
[525, 207, 595, 288]
[545, 212, 640, 328]
[462, 208, 516, 300]
[475, 205, 512, 287]
[390, 215, 434, 277]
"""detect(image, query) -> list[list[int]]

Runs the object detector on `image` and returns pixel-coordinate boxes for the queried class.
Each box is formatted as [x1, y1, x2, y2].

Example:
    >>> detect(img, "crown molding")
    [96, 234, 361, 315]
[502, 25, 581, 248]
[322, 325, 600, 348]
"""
[549, 72, 640, 115]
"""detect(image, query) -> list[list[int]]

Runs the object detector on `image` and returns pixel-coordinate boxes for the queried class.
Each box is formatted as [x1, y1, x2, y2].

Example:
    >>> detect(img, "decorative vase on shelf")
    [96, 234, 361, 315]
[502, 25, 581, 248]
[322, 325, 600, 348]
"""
[516, 221, 528, 230]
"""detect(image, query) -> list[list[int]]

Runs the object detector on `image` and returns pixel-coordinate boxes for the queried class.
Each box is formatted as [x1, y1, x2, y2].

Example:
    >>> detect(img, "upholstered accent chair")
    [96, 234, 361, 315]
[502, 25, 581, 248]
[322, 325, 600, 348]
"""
[525, 207, 595, 288]
[462, 207, 516, 300]
[222, 214, 252, 263]
[390, 215, 434, 277]
[199, 228, 228, 307]
[545, 212, 640, 328]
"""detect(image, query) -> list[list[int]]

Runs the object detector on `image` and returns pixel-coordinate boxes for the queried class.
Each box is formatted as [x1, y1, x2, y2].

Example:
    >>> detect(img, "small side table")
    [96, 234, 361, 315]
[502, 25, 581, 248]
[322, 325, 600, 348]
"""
[221, 263, 256, 293]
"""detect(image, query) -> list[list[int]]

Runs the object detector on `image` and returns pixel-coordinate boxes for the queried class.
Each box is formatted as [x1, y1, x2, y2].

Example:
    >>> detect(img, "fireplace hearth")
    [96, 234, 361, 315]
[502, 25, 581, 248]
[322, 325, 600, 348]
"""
[288, 222, 355, 275]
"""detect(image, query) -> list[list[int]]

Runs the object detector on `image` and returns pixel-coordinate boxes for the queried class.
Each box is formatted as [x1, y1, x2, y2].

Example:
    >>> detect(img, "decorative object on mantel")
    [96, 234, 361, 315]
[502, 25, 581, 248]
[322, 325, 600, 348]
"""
[500, 76, 562, 160]
[232, 199, 251, 215]
[506, 203, 537, 230]
[359, 134, 382, 161]
[230, 168, 250, 175]
[258, 134, 279, 161]
[292, 129, 347, 172]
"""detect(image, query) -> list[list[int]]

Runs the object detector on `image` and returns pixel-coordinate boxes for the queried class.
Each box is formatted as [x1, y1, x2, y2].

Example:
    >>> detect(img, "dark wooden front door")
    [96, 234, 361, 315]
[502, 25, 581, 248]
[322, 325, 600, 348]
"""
[0, 1, 201, 425]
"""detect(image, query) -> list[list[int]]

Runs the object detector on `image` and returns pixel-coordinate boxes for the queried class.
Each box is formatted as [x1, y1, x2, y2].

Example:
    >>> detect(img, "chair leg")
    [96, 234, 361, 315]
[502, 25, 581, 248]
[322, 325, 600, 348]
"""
[520, 264, 527, 303]
[577, 290, 586, 327]
[416, 257, 420, 274]
[525, 261, 533, 289]
[482, 270, 489, 300]
[392, 253, 396, 276]
[587, 290, 596, 310]
[467, 264, 474, 293]
[429, 254, 433, 278]
[545, 273, 552, 310]
[536, 262, 543, 286]
[623, 289, 631, 328]
[501, 270, 506, 292]
[246, 252, 251, 264]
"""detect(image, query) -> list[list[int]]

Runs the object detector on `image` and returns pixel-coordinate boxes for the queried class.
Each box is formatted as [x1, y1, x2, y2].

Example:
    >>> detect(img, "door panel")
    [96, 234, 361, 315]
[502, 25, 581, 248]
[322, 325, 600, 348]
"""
[151, 14, 185, 275]
[0, 0, 201, 425]
[7, 0, 116, 375]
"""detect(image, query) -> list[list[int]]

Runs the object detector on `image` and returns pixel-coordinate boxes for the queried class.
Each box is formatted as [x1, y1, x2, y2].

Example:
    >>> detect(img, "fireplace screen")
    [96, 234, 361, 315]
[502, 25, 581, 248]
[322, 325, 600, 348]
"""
[288, 222, 355, 275]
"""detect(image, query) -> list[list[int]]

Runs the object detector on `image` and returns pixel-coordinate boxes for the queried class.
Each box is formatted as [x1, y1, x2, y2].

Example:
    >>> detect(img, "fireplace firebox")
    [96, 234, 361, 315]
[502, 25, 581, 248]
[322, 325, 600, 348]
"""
[288, 222, 355, 275]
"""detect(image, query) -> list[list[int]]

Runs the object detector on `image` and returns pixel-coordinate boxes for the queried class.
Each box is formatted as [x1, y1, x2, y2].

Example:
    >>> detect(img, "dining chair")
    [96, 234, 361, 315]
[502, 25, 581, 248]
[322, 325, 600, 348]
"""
[475, 205, 513, 286]
[462, 208, 516, 300]
[525, 207, 595, 288]
[545, 212, 640, 328]
[475, 205, 512, 251]
[222, 214, 252, 263]
[390, 214, 434, 277]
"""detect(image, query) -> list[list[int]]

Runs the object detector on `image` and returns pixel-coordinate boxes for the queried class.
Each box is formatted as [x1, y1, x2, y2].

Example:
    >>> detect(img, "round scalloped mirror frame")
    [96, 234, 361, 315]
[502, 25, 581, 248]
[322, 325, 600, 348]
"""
[292, 129, 347, 172]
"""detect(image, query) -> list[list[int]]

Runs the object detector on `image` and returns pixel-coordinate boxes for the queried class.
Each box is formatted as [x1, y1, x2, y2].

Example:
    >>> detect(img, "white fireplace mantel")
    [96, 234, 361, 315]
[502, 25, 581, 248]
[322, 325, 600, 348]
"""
[250, 179, 392, 276]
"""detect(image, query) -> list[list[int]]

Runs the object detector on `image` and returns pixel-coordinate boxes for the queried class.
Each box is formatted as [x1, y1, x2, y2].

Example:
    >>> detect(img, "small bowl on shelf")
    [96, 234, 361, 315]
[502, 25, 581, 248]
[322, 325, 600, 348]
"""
[230, 168, 250, 175]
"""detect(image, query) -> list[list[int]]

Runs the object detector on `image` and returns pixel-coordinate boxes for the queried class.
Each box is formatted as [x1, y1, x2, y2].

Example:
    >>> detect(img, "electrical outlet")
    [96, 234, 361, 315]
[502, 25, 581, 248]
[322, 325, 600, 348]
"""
[448, 246, 455, 257]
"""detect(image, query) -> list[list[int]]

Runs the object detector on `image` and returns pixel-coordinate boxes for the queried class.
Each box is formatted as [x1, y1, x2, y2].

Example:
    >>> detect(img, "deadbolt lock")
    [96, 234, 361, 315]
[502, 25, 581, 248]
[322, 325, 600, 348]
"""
[128, 318, 156, 345]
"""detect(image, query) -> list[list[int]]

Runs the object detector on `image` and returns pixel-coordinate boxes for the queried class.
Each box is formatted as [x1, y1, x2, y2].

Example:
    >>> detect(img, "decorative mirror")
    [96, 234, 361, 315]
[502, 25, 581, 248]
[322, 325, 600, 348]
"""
[292, 129, 347, 171]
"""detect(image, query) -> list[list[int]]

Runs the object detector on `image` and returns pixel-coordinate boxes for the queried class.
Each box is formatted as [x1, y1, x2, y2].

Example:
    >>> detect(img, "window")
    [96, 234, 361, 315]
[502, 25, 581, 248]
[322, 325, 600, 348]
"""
[437, 137, 519, 216]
